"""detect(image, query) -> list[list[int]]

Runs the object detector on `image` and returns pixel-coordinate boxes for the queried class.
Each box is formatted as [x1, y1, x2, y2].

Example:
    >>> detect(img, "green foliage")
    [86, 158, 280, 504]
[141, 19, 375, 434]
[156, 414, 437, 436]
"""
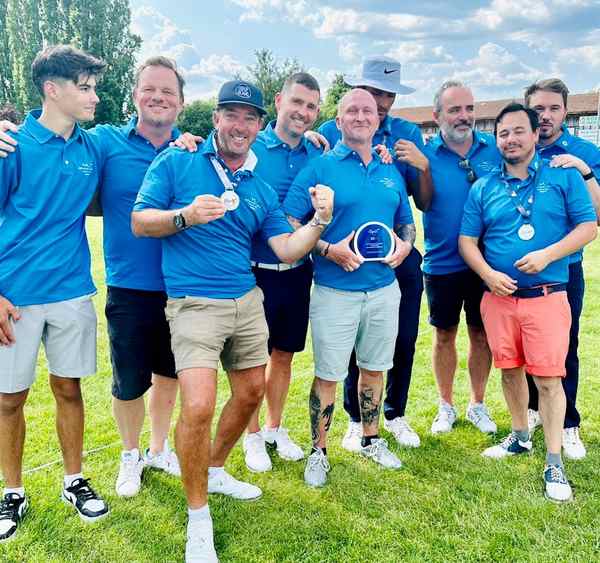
[177, 98, 216, 139]
[318, 73, 350, 124]
[0, 0, 140, 125]
[242, 49, 304, 124]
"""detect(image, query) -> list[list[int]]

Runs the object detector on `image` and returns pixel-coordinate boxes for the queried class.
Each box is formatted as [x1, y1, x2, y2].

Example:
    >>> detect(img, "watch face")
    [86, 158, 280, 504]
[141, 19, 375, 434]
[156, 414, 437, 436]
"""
[174, 214, 185, 230]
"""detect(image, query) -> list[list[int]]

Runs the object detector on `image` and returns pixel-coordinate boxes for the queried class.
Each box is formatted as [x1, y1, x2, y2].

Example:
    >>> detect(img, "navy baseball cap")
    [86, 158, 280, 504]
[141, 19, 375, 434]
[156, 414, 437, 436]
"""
[217, 80, 266, 115]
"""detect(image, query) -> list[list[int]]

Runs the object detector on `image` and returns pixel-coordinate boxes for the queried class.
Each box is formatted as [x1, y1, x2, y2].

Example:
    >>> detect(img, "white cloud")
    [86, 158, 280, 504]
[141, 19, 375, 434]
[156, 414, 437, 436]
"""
[557, 45, 600, 69]
[228, 0, 318, 25]
[386, 42, 454, 64]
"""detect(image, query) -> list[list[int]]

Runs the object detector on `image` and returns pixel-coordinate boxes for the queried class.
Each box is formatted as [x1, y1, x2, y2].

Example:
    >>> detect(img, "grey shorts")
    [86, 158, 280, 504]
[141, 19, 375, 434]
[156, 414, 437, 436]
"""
[0, 295, 97, 393]
[310, 281, 401, 382]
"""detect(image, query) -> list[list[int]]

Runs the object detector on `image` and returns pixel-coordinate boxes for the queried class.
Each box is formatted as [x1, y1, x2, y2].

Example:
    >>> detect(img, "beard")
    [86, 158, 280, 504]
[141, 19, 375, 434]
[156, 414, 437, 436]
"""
[440, 121, 473, 144]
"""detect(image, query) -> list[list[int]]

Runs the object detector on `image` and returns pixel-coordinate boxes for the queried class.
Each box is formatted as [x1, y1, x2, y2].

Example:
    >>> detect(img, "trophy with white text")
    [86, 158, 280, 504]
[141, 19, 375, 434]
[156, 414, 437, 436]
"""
[351, 221, 395, 261]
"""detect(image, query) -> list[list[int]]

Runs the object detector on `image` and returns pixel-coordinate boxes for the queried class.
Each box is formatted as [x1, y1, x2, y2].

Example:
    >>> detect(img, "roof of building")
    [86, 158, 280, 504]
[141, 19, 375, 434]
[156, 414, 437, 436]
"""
[392, 92, 600, 126]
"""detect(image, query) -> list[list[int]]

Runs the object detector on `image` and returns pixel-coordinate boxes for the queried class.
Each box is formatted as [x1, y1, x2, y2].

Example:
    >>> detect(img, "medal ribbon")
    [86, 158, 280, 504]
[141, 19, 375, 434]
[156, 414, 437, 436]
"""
[503, 163, 542, 222]
[210, 156, 237, 194]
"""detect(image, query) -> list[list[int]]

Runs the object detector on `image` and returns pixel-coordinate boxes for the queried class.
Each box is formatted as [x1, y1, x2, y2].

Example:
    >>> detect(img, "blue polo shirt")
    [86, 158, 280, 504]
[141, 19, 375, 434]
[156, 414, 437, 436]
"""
[460, 155, 596, 288]
[0, 112, 104, 306]
[537, 125, 600, 264]
[134, 132, 293, 299]
[251, 120, 322, 264]
[422, 131, 501, 275]
[284, 141, 413, 292]
[88, 117, 180, 291]
[319, 114, 424, 188]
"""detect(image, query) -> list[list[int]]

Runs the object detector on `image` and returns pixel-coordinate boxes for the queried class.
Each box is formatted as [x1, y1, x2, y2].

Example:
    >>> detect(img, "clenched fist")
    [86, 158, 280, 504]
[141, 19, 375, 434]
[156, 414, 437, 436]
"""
[309, 183, 334, 224]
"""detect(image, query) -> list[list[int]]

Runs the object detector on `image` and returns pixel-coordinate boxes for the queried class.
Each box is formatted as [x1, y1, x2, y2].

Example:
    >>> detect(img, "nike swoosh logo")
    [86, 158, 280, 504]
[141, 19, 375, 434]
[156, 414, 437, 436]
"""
[383, 68, 398, 74]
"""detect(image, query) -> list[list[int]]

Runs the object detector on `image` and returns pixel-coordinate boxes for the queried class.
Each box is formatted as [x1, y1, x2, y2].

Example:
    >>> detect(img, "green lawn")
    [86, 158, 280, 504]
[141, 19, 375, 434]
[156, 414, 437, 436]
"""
[2, 217, 600, 562]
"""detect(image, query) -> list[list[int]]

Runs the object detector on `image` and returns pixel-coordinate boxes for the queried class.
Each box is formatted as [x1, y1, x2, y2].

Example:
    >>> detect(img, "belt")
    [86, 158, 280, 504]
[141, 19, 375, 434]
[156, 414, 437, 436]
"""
[485, 283, 567, 299]
[251, 259, 306, 272]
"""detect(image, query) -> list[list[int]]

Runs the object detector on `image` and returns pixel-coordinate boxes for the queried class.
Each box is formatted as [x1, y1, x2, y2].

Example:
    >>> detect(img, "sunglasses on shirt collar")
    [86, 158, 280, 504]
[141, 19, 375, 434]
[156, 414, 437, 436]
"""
[458, 158, 477, 184]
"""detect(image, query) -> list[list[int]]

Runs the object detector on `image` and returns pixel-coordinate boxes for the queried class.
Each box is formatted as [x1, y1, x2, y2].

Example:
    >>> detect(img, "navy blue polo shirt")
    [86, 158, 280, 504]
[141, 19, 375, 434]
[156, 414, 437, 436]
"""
[134, 132, 293, 299]
[422, 131, 501, 275]
[537, 125, 600, 264]
[89, 117, 180, 291]
[460, 155, 596, 288]
[251, 120, 322, 264]
[284, 141, 413, 292]
[0, 112, 104, 306]
[319, 114, 424, 187]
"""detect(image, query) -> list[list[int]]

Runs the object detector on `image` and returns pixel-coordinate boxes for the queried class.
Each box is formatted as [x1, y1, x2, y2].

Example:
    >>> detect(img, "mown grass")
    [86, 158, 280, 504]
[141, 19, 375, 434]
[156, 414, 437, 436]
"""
[2, 217, 600, 562]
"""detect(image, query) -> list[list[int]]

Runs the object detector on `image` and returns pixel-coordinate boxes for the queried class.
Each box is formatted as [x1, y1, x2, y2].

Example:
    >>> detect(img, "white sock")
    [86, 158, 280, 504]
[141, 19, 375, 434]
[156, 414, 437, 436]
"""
[3, 486, 25, 498]
[188, 504, 210, 522]
[208, 466, 225, 478]
[64, 473, 83, 489]
[122, 448, 140, 460]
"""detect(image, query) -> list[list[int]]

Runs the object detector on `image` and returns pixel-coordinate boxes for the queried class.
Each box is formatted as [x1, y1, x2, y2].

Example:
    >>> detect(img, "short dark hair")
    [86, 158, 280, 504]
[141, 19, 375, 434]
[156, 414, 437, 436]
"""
[134, 56, 186, 102]
[31, 44, 106, 98]
[281, 72, 320, 95]
[0, 103, 22, 123]
[494, 102, 539, 136]
[524, 78, 569, 108]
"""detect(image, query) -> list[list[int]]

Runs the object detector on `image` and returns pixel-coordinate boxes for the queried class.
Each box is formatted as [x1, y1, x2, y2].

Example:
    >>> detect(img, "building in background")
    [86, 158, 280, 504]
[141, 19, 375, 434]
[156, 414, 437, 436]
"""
[393, 92, 600, 146]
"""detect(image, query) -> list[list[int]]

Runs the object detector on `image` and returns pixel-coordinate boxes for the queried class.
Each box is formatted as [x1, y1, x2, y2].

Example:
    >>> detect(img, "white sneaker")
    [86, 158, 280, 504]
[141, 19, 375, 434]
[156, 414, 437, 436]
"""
[466, 402, 497, 433]
[360, 438, 402, 469]
[144, 440, 181, 477]
[384, 416, 420, 448]
[341, 421, 362, 453]
[186, 518, 218, 563]
[528, 409, 542, 434]
[482, 432, 532, 459]
[263, 426, 304, 461]
[304, 448, 330, 488]
[115, 449, 144, 498]
[431, 402, 457, 434]
[544, 464, 573, 503]
[562, 427, 586, 460]
[243, 432, 272, 473]
[207, 469, 262, 500]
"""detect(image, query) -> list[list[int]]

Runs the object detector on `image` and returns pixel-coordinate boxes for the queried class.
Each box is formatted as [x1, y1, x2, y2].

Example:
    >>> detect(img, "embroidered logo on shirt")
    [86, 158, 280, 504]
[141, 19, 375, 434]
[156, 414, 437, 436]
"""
[244, 197, 262, 211]
[536, 182, 550, 194]
[380, 177, 396, 189]
[478, 161, 496, 172]
[78, 162, 95, 176]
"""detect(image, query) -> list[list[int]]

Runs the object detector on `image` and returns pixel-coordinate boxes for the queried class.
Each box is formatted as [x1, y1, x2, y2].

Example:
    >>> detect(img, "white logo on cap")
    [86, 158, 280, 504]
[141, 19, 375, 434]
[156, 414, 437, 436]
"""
[234, 84, 252, 99]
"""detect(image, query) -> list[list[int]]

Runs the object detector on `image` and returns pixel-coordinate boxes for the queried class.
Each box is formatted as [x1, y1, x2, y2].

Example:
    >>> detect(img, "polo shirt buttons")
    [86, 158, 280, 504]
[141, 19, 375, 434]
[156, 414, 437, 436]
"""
[65, 160, 69, 165]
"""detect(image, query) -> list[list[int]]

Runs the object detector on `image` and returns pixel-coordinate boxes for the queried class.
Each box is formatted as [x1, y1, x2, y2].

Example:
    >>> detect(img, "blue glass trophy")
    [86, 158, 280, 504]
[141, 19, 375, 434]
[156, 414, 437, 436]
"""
[352, 221, 395, 261]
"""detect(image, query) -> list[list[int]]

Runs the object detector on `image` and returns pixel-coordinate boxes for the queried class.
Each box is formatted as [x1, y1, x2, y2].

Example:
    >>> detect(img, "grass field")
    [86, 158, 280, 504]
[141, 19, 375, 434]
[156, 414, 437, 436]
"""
[2, 217, 600, 563]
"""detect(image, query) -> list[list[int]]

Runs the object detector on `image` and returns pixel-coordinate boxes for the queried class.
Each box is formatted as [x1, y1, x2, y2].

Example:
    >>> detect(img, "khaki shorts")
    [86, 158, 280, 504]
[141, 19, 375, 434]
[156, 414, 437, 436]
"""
[0, 295, 97, 393]
[165, 286, 269, 373]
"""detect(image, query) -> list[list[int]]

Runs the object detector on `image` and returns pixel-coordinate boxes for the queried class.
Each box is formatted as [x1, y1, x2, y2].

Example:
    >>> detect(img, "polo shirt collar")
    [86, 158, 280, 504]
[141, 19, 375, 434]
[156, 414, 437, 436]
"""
[203, 131, 257, 174]
[262, 120, 311, 153]
[24, 110, 83, 145]
[377, 115, 393, 137]
[123, 115, 181, 144]
[330, 140, 381, 168]
[431, 129, 489, 154]
[501, 152, 542, 181]
[538, 124, 571, 151]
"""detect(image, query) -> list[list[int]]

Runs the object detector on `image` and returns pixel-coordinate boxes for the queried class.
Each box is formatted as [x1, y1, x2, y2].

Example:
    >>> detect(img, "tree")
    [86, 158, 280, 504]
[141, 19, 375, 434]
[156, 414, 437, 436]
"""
[318, 73, 351, 124]
[0, 0, 140, 125]
[242, 49, 304, 124]
[177, 99, 215, 139]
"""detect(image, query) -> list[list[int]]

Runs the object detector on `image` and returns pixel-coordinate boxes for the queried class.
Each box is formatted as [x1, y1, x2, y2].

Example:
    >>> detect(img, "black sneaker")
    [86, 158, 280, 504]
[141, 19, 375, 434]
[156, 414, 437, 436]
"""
[61, 478, 109, 522]
[0, 493, 28, 543]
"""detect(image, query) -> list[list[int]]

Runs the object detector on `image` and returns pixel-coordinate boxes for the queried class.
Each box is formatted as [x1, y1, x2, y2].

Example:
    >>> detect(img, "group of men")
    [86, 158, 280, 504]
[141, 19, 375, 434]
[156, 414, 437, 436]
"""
[0, 44, 598, 562]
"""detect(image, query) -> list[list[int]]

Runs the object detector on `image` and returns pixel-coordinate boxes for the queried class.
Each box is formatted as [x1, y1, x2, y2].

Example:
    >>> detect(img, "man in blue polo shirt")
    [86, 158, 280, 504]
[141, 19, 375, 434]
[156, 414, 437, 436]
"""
[285, 88, 415, 488]
[0, 45, 109, 543]
[313, 56, 432, 452]
[132, 80, 333, 563]
[459, 103, 596, 502]
[423, 80, 501, 436]
[523, 78, 600, 460]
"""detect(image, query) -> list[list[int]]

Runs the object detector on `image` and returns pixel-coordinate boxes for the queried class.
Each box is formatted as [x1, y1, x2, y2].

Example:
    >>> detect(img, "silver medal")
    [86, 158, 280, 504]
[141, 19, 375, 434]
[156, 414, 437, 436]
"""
[518, 223, 535, 241]
[221, 190, 240, 211]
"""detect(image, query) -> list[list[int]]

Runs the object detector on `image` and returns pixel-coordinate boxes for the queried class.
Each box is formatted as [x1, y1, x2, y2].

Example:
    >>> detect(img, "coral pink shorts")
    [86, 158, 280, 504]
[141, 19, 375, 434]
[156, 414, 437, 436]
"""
[480, 291, 571, 377]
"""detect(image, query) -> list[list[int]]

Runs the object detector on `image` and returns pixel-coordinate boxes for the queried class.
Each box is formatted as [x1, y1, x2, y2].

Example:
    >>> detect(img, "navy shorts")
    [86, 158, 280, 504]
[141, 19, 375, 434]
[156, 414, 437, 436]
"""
[106, 286, 176, 401]
[424, 269, 484, 330]
[253, 261, 313, 353]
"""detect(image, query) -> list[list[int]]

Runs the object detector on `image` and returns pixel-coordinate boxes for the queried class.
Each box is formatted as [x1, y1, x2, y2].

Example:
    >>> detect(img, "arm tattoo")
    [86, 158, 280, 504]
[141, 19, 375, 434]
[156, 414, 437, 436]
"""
[359, 388, 381, 426]
[395, 223, 416, 245]
[309, 385, 335, 445]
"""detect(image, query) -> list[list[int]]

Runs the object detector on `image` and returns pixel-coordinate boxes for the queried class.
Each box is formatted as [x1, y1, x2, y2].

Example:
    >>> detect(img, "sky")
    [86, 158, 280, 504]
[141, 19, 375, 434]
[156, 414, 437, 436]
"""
[130, 0, 600, 109]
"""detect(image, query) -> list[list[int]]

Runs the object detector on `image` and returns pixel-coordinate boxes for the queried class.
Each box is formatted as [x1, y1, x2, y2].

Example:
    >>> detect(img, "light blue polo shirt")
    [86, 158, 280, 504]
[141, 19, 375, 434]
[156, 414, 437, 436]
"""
[88, 117, 180, 291]
[537, 125, 600, 264]
[0, 112, 103, 306]
[460, 155, 596, 288]
[319, 114, 424, 187]
[134, 132, 293, 299]
[284, 141, 414, 292]
[422, 131, 501, 275]
[251, 120, 322, 264]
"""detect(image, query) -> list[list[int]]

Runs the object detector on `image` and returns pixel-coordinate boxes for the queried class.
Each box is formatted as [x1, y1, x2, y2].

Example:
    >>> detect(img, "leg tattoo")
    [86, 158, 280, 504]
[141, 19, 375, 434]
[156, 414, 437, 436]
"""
[309, 383, 335, 446]
[359, 387, 381, 426]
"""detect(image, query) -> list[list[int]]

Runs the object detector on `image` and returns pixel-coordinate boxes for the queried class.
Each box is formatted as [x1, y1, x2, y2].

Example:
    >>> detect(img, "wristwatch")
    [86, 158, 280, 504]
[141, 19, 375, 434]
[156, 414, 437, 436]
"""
[173, 212, 187, 231]
[582, 170, 595, 181]
[309, 213, 331, 228]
